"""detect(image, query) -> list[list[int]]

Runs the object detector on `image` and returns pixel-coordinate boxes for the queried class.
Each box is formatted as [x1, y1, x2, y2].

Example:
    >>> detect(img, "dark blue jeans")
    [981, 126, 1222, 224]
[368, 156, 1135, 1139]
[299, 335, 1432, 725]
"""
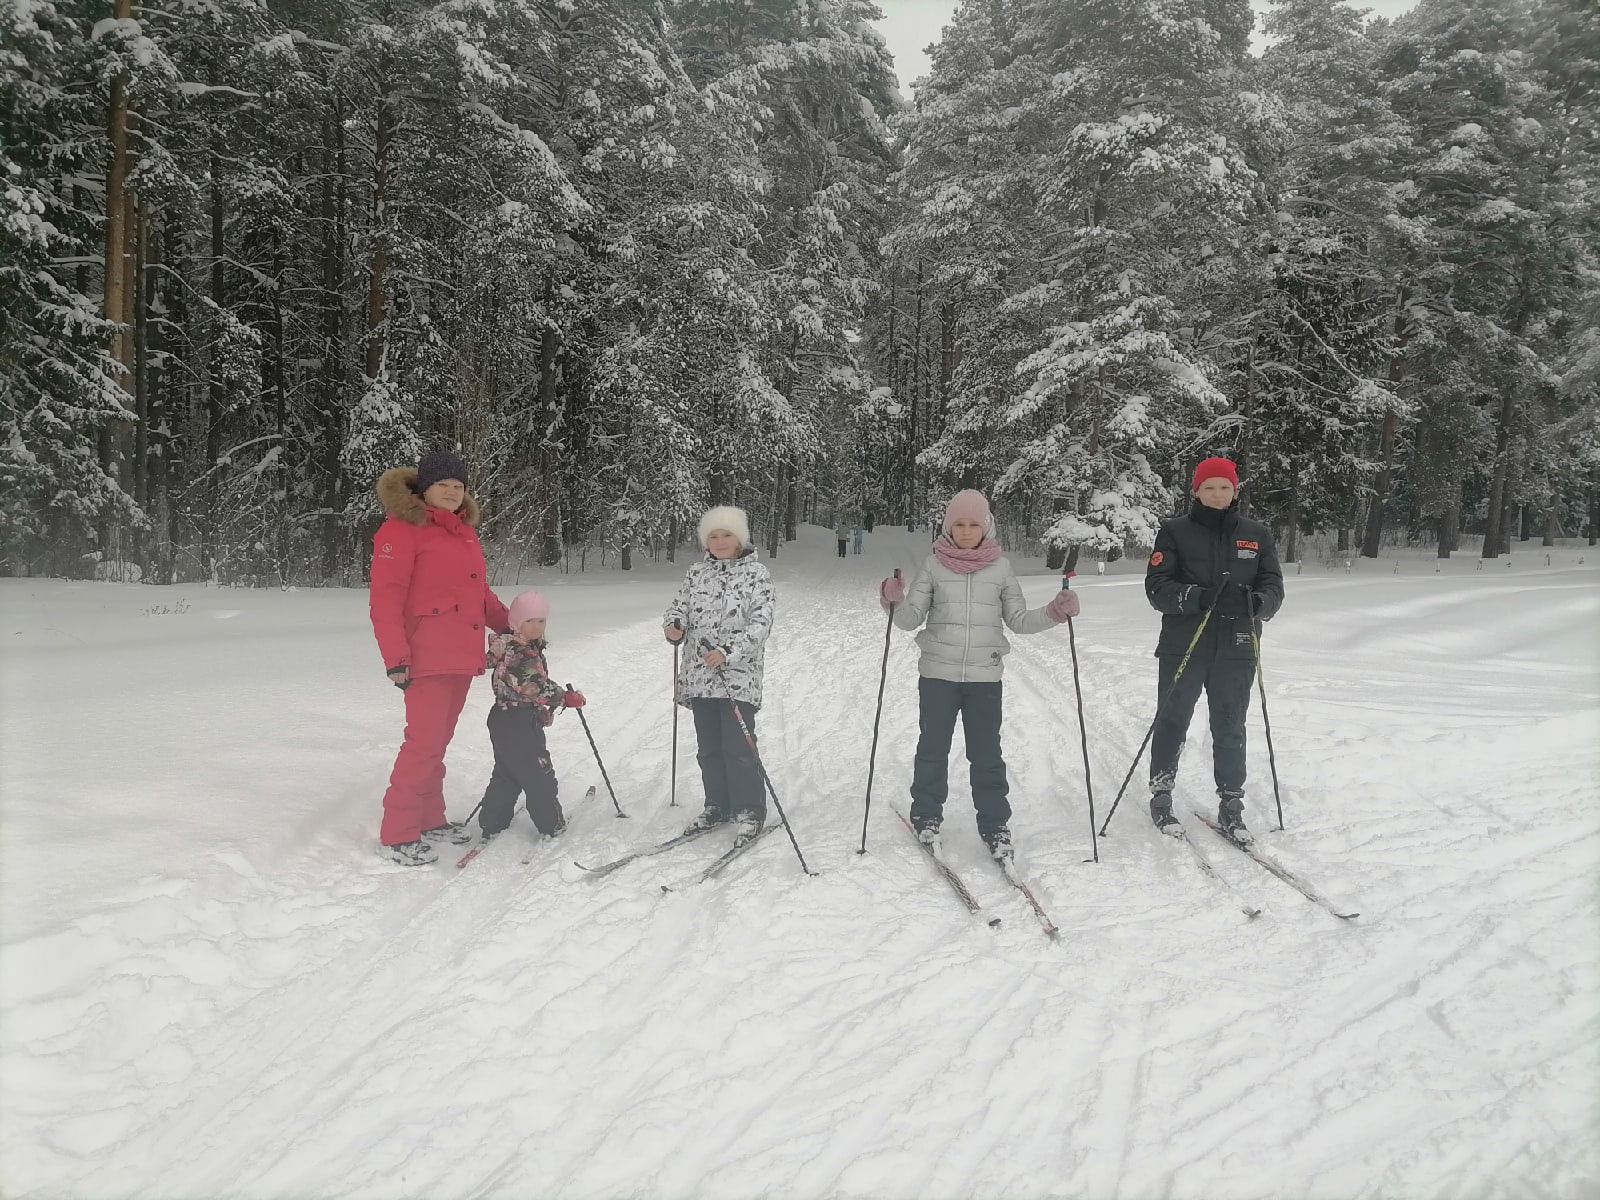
[909, 677, 1009, 836]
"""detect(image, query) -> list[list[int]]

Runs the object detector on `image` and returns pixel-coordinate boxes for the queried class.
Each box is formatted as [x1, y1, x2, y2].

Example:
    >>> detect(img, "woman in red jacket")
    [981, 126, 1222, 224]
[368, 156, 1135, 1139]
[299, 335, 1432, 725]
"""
[369, 452, 511, 865]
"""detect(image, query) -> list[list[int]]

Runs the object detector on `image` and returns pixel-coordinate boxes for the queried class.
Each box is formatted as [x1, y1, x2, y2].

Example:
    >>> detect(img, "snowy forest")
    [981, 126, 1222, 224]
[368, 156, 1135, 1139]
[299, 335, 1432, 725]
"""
[3, 0, 1598, 585]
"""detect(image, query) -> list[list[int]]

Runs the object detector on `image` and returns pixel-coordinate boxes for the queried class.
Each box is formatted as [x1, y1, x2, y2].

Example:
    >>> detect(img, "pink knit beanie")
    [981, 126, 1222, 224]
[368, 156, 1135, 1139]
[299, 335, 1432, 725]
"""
[508, 590, 550, 628]
[942, 489, 992, 538]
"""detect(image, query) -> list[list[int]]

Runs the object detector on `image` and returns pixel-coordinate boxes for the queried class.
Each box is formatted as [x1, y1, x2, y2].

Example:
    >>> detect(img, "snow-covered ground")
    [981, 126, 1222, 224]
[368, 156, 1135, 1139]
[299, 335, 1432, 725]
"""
[2, 526, 1597, 1200]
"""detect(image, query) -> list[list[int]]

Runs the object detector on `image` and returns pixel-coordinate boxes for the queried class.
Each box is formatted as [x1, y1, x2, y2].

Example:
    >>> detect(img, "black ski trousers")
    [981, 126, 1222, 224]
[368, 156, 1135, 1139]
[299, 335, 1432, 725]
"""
[480, 705, 565, 836]
[909, 677, 1009, 837]
[691, 698, 764, 821]
[1149, 653, 1254, 799]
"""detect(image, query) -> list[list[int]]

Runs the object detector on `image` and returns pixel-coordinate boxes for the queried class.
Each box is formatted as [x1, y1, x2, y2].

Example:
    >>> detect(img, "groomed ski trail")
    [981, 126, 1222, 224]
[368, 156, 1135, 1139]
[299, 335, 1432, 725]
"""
[2, 532, 1596, 1199]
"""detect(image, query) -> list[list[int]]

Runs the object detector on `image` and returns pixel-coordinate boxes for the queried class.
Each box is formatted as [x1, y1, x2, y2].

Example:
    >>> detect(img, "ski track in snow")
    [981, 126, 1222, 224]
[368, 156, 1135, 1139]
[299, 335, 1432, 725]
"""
[2, 530, 1597, 1200]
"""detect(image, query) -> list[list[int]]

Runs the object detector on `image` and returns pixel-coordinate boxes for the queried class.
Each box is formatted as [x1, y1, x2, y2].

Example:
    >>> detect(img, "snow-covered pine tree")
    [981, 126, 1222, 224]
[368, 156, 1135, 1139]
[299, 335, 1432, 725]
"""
[891, 0, 1255, 556]
[1, 0, 143, 577]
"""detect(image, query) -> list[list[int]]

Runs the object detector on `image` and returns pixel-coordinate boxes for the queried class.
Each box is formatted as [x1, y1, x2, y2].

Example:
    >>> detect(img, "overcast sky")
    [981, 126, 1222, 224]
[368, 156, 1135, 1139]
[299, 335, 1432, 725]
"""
[872, 0, 1422, 96]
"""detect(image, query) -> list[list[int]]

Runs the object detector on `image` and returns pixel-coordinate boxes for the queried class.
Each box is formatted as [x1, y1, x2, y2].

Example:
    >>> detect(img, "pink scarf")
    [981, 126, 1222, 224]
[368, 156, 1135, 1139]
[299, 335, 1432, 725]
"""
[933, 535, 1001, 574]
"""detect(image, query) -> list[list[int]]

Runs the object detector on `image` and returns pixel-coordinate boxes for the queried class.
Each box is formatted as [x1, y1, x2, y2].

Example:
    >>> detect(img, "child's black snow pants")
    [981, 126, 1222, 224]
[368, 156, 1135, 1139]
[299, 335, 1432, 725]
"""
[480, 705, 565, 836]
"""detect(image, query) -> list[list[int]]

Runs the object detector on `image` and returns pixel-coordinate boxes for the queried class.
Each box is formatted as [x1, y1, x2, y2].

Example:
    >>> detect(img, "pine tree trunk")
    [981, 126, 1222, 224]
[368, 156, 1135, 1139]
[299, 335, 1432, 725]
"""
[1482, 380, 1522, 558]
[365, 79, 392, 381]
[1237, 344, 1255, 518]
[143, 208, 170, 580]
[132, 200, 149, 516]
[319, 111, 348, 582]
[1543, 504, 1559, 547]
[1438, 503, 1458, 559]
[1284, 477, 1300, 564]
[102, 0, 136, 562]
[103, 0, 133, 389]
[767, 462, 787, 558]
[910, 261, 924, 519]
[1361, 295, 1408, 558]
[1590, 488, 1598, 545]
[203, 154, 226, 580]
[1497, 446, 1522, 555]
[537, 317, 562, 567]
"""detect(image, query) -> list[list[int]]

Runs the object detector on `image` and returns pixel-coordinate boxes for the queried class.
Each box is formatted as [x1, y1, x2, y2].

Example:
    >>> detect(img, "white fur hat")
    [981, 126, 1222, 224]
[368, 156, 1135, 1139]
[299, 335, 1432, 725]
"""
[698, 505, 752, 549]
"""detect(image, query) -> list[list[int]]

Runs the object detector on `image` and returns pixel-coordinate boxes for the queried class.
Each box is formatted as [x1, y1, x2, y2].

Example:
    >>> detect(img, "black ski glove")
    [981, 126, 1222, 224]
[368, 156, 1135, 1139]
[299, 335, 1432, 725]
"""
[1214, 584, 1251, 619]
[1196, 581, 1223, 612]
[387, 665, 411, 691]
[1250, 590, 1280, 621]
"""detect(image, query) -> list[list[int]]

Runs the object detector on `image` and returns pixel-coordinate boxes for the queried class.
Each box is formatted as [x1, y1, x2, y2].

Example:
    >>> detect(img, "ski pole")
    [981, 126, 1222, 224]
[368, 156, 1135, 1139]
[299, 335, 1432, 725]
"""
[1247, 592, 1286, 831]
[1060, 549, 1098, 862]
[566, 684, 627, 818]
[669, 628, 682, 807]
[858, 569, 901, 855]
[1098, 583, 1221, 837]
[699, 640, 817, 876]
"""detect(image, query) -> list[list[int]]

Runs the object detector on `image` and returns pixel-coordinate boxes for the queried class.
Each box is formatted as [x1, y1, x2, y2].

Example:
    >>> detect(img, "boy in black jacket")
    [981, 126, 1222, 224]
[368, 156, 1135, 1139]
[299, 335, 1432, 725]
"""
[1143, 457, 1285, 843]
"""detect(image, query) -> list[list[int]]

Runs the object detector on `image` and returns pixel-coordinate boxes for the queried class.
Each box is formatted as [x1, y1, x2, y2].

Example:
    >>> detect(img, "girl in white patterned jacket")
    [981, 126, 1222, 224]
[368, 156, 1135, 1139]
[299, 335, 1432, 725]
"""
[663, 506, 777, 846]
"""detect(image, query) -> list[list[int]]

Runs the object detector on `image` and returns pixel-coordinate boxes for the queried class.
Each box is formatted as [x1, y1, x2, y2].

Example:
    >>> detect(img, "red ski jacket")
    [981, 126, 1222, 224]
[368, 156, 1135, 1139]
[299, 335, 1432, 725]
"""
[369, 467, 511, 675]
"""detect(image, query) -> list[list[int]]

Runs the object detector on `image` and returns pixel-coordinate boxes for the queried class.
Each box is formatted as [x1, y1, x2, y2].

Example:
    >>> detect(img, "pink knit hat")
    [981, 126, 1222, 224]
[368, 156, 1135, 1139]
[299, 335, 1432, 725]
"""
[508, 590, 550, 628]
[942, 489, 992, 538]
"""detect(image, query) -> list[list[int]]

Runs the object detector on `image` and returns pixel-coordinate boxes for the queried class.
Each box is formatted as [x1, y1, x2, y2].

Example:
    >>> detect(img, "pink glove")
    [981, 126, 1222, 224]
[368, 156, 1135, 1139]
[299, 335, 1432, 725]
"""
[1046, 589, 1080, 623]
[879, 576, 906, 606]
[562, 689, 586, 709]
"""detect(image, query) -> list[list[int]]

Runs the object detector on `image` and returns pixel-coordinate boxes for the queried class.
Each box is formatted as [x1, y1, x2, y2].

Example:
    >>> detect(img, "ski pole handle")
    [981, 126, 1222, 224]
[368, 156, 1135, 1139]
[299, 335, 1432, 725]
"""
[1062, 546, 1080, 590]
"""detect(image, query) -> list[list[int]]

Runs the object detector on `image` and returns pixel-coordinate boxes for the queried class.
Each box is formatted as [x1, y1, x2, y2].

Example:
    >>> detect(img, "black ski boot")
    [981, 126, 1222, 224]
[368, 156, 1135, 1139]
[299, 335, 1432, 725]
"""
[1150, 790, 1183, 837]
[682, 808, 727, 837]
[1218, 795, 1254, 845]
[982, 825, 1014, 862]
[731, 810, 764, 848]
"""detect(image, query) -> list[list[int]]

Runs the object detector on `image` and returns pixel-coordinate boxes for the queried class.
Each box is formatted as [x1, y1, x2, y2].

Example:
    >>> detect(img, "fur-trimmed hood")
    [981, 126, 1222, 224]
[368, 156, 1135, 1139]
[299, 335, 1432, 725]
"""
[376, 467, 482, 527]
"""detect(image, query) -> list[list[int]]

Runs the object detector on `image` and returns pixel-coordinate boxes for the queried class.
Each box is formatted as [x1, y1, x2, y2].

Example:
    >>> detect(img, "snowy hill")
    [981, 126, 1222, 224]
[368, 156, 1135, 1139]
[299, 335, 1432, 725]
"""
[2, 526, 1597, 1199]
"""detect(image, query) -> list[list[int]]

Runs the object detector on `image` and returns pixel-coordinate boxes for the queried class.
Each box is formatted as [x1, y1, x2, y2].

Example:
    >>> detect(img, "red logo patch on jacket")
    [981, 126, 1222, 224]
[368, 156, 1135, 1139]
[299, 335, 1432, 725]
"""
[1150, 551, 1164, 567]
[1236, 540, 1258, 550]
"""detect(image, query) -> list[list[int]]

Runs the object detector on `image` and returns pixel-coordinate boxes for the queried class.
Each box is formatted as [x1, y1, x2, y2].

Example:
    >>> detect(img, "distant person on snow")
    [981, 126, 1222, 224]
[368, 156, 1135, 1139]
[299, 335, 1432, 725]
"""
[835, 518, 850, 558]
[369, 452, 511, 866]
[478, 590, 584, 843]
[1143, 456, 1284, 843]
[877, 490, 1080, 861]
[851, 524, 865, 555]
[664, 506, 777, 847]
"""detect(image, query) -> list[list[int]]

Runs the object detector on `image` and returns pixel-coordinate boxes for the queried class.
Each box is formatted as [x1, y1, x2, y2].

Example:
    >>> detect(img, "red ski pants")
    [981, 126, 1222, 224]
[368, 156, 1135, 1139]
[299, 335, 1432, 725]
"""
[380, 672, 474, 845]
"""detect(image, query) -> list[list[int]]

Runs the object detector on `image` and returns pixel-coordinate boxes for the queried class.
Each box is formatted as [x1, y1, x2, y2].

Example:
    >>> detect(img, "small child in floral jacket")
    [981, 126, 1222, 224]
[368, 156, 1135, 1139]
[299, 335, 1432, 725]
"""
[478, 590, 584, 839]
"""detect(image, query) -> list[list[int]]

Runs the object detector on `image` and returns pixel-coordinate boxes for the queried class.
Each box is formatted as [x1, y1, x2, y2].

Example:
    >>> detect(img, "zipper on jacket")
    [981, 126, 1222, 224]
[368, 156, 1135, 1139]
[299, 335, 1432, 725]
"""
[962, 572, 972, 682]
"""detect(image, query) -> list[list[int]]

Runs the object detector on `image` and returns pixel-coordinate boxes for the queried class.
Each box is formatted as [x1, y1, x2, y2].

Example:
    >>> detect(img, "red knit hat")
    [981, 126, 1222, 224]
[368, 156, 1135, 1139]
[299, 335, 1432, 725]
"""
[1191, 457, 1239, 492]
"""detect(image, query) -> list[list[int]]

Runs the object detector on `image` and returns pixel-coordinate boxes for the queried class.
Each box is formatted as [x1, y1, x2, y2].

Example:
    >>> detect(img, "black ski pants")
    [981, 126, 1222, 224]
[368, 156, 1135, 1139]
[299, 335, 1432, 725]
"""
[480, 705, 565, 836]
[691, 698, 764, 821]
[1149, 653, 1254, 799]
[909, 677, 1009, 837]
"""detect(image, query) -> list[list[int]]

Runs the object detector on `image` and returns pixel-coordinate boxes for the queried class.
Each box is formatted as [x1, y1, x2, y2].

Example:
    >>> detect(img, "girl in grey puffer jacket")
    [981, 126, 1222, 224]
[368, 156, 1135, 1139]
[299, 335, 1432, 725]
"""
[665, 505, 776, 844]
[878, 489, 1079, 859]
